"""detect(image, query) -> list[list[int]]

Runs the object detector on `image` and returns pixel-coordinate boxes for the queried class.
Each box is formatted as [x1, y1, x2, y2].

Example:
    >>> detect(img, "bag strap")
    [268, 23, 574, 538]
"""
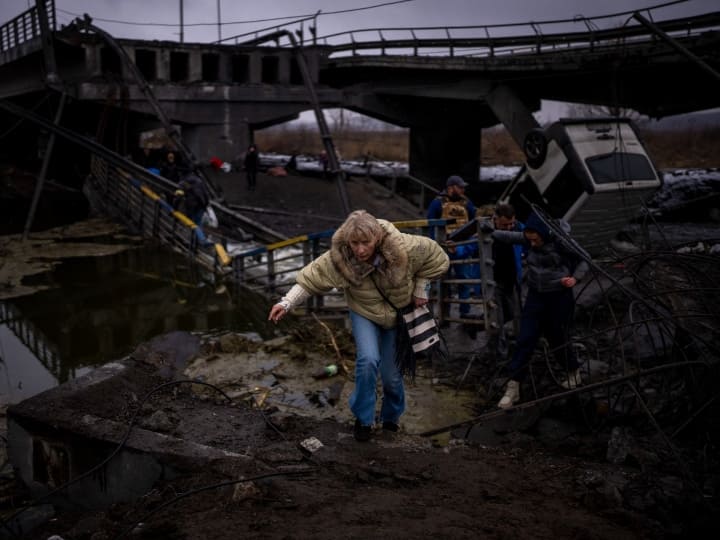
[370, 274, 399, 312]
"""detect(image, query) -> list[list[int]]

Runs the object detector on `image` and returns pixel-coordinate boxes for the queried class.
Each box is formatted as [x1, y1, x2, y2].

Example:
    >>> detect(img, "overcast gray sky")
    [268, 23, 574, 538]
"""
[1, 0, 717, 43]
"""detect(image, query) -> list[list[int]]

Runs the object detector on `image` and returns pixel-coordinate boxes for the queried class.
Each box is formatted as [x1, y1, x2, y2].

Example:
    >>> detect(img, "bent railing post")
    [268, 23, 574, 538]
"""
[633, 11, 720, 82]
[23, 91, 66, 241]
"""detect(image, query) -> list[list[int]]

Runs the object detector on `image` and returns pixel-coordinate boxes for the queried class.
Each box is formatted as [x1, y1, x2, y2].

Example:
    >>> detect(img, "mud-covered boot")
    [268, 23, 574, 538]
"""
[498, 380, 520, 409]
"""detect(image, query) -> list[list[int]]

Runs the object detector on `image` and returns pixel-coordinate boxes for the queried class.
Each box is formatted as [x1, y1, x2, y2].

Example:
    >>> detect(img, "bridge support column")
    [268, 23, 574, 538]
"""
[408, 121, 482, 203]
[485, 84, 540, 149]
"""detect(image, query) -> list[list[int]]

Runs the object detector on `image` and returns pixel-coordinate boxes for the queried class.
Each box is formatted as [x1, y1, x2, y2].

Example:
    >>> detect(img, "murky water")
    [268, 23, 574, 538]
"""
[0, 245, 271, 406]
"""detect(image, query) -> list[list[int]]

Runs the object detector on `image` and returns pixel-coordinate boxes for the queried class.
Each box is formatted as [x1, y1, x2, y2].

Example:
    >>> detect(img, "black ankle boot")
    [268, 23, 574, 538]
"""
[353, 419, 372, 442]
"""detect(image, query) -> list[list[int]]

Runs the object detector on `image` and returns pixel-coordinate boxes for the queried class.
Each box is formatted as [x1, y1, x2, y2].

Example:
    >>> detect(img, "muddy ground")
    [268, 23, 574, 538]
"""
[2, 322, 718, 540]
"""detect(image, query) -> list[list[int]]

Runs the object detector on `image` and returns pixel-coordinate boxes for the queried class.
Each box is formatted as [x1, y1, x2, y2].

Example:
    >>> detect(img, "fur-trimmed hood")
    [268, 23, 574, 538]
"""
[329, 219, 408, 287]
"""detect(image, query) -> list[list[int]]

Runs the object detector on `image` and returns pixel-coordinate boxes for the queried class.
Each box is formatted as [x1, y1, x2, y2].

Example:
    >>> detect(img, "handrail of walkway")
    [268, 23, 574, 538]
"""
[88, 155, 233, 273]
[228, 218, 489, 327]
[0, 0, 55, 53]
[214, 0, 715, 54]
[362, 153, 439, 212]
[230, 219, 450, 293]
[316, 11, 720, 58]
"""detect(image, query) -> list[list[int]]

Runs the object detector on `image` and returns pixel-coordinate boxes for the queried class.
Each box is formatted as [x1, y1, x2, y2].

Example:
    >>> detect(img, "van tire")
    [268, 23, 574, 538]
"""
[523, 129, 548, 169]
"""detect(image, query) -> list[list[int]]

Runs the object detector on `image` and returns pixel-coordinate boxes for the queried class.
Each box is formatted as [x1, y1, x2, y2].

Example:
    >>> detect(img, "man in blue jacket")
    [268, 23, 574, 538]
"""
[427, 175, 477, 319]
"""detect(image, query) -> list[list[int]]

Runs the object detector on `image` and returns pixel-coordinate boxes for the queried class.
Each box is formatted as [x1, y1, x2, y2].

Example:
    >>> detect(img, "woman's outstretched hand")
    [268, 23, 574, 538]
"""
[268, 304, 287, 323]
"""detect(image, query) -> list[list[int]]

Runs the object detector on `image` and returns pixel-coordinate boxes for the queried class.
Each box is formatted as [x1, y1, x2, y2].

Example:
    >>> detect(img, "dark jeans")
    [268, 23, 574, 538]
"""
[507, 287, 578, 382]
[246, 170, 257, 190]
[490, 282, 518, 358]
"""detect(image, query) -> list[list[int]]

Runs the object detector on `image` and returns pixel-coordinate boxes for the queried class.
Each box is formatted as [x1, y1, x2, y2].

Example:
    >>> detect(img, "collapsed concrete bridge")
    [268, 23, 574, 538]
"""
[1, 0, 719, 196]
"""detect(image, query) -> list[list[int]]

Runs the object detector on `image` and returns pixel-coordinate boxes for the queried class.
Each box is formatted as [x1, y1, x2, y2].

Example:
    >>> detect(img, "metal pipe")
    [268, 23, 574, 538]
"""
[632, 11, 720, 82]
[216, 0, 221, 42]
[179, 0, 184, 43]
[22, 92, 66, 241]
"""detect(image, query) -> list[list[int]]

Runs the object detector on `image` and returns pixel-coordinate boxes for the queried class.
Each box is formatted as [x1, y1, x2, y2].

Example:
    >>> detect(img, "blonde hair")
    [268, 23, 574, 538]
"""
[340, 210, 383, 244]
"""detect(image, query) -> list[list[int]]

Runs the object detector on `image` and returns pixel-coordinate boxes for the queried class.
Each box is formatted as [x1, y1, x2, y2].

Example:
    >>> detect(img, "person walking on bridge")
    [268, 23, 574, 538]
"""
[268, 210, 449, 442]
[177, 171, 210, 227]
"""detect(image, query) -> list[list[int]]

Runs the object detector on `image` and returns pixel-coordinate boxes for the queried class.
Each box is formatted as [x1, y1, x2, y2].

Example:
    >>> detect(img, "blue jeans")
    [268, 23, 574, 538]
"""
[508, 288, 579, 382]
[348, 310, 405, 426]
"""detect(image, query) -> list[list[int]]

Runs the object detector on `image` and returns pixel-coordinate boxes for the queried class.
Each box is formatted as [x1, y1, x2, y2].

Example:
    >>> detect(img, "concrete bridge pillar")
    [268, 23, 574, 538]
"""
[485, 84, 540, 149]
[408, 121, 483, 204]
[183, 120, 250, 163]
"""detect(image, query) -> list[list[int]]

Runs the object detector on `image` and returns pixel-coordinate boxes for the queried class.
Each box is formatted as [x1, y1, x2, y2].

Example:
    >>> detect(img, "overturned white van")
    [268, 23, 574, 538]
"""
[499, 117, 662, 255]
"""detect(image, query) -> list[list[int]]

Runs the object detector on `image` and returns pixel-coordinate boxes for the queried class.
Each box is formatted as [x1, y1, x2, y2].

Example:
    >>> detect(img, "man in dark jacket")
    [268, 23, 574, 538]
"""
[491, 212, 590, 408]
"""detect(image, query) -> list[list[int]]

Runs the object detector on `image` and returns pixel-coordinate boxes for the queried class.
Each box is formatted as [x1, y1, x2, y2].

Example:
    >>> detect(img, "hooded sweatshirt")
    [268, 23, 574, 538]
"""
[493, 213, 589, 293]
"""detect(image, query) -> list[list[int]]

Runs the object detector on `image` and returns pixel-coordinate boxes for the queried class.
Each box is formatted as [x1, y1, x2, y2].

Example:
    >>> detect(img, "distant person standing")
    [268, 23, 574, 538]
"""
[427, 175, 477, 319]
[318, 150, 329, 178]
[244, 144, 259, 191]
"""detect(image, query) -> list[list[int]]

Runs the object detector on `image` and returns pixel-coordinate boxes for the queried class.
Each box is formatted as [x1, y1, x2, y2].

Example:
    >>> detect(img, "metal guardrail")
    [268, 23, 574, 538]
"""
[0, 0, 55, 53]
[315, 10, 720, 58]
[0, 301, 62, 381]
[361, 154, 439, 213]
[88, 153, 495, 326]
[230, 218, 449, 293]
[88, 155, 232, 274]
[228, 217, 496, 328]
[229, 5, 719, 61]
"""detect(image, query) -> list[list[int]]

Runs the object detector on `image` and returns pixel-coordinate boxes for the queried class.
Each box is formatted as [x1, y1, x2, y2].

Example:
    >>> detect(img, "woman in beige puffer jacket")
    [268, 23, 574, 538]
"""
[268, 210, 449, 441]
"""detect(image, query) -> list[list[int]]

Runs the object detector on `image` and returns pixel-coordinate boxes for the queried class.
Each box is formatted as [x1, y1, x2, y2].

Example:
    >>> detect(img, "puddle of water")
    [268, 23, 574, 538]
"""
[0, 245, 272, 406]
